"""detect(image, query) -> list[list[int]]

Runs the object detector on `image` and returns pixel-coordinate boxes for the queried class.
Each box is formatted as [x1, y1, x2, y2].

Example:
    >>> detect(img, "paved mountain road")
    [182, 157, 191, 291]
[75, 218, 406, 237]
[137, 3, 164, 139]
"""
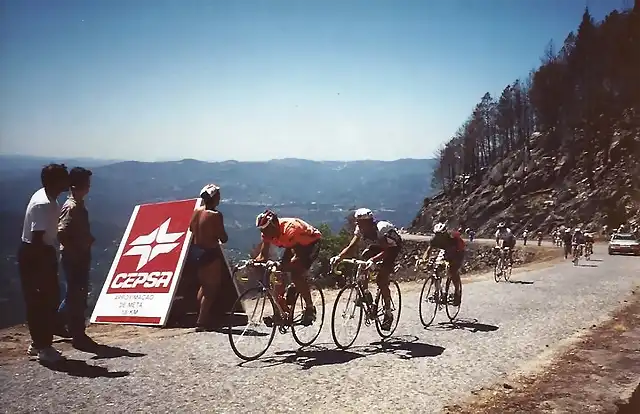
[1, 245, 638, 413]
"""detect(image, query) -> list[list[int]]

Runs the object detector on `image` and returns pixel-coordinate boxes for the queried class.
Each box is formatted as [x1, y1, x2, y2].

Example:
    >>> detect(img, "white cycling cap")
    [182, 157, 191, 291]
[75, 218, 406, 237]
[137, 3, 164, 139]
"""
[354, 208, 374, 219]
[200, 183, 220, 199]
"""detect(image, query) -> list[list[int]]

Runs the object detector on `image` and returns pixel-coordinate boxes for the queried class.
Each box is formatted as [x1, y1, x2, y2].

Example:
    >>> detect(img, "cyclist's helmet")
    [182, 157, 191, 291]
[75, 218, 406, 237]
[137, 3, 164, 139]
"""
[354, 208, 374, 220]
[433, 223, 447, 233]
[200, 184, 220, 200]
[256, 209, 278, 230]
[497, 222, 506, 229]
[574, 227, 581, 233]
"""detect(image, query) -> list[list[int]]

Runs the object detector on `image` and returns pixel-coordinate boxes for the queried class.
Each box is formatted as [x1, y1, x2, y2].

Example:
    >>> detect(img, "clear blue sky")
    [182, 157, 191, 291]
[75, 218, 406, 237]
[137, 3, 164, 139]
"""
[0, 0, 627, 162]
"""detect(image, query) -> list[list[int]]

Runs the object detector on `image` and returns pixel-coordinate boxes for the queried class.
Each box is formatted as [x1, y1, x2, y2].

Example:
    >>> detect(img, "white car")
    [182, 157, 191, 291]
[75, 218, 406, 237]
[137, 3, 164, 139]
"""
[608, 233, 640, 256]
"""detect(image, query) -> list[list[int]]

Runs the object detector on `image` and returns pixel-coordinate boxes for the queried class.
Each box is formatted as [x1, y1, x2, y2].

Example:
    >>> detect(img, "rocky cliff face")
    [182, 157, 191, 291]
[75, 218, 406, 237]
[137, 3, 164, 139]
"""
[411, 126, 640, 237]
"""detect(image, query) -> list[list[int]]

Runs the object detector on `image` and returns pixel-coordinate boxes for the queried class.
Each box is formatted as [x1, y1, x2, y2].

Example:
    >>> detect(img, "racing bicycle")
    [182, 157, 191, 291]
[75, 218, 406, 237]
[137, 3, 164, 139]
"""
[585, 242, 593, 260]
[493, 246, 513, 282]
[330, 258, 402, 349]
[414, 249, 461, 327]
[227, 259, 325, 361]
[572, 243, 585, 266]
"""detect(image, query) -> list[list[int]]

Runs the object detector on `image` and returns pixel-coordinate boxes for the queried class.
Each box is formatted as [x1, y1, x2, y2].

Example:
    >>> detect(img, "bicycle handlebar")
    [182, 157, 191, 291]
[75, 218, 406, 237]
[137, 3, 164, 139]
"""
[331, 258, 373, 275]
[234, 259, 281, 273]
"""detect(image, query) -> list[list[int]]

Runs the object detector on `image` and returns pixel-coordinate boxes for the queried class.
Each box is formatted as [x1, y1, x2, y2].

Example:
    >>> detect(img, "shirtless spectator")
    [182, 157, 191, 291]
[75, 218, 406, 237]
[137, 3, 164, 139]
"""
[189, 184, 228, 331]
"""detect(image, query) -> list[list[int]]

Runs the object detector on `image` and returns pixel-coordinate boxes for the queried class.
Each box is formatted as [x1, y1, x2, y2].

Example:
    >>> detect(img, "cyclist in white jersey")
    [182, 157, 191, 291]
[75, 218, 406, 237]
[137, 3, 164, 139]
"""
[331, 208, 402, 331]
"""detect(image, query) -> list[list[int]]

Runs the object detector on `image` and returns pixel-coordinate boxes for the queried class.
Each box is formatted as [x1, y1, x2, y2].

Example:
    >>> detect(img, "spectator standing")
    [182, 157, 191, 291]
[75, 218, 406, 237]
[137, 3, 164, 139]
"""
[19, 164, 69, 362]
[57, 167, 96, 348]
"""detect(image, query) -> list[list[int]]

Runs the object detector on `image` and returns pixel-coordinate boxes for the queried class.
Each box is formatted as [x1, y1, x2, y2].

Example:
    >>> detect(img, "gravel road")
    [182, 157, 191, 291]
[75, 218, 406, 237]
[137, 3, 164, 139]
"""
[1, 245, 638, 413]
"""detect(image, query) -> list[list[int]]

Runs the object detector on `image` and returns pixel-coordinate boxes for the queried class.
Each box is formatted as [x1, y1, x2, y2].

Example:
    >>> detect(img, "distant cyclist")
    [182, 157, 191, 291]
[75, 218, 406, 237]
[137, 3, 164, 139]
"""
[562, 228, 573, 259]
[421, 222, 465, 306]
[572, 228, 586, 257]
[584, 231, 594, 256]
[255, 210, 322, 326]
[332, 208, 402, 331]
[189, 184, 229, 331]
[495, 222, 516, 266]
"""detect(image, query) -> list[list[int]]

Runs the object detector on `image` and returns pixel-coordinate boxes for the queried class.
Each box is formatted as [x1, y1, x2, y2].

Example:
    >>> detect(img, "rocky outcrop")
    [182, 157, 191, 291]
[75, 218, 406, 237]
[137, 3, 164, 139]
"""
[411, 127, 640, 238]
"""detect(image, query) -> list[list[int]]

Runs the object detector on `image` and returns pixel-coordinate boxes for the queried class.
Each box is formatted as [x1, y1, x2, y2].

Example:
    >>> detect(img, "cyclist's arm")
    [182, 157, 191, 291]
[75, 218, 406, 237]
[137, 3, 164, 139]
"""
[255, 240, 271, 261]
[337, 235, 360, 260]
[421, 245, 432, 261]
[369, 249, 386, 263]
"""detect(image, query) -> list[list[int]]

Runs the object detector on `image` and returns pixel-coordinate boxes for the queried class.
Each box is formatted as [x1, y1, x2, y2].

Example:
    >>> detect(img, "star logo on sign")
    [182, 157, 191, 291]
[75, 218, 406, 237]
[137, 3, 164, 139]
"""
[123, 218, 185, 271]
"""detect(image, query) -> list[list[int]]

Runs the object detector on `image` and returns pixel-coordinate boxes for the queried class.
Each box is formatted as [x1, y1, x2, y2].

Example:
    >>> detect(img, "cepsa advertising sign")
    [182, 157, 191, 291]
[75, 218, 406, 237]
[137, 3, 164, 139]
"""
[90, 198, 201, 326]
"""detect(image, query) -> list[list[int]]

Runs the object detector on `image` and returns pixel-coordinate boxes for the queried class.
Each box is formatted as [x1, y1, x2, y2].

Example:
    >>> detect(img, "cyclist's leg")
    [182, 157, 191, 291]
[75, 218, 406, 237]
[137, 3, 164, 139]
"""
[375, 246, 400, 311]
[286, 245, 316, 309]
[449, 255, 464, 306]
[377, 245, 399, 330]
[449, 251, 463, 305]
[361, 246, 384, 292]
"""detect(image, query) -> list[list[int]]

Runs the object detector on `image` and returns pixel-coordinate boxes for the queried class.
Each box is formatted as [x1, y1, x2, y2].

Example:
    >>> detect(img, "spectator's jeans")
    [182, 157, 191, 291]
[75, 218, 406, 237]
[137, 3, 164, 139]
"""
[58, 251, 91, 339]
[18, 242, 60, 349]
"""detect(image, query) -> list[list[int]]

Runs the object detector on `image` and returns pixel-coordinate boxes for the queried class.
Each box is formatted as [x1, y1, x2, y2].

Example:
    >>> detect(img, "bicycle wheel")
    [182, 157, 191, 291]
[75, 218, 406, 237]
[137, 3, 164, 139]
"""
[228, 287, 277, 361]
[331, 284, 363, 349]
[445, 277, 461, 321]
[291, 281, 325, 347]
[494, 258, 502, 282]
[504, 260, 512, 283]
[419, 276, 439, 327]
[374, 280, 402, 338]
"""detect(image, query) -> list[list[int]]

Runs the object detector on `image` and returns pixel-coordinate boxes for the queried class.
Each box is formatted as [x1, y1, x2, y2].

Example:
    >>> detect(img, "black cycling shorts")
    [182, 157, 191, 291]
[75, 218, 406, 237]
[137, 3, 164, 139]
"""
[282, 240, 321, 270]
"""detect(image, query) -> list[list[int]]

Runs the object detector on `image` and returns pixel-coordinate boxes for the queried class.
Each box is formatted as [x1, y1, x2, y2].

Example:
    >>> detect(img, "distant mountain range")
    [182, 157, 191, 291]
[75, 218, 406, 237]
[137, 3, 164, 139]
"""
[0, 155, 435, 328]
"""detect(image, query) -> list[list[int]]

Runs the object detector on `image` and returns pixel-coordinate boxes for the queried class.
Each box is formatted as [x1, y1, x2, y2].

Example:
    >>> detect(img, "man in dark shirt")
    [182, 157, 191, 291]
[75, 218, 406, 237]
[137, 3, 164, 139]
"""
[562, 229, 573, 259]
[57, 167, 95, 348]
[421, 223, 465, 306]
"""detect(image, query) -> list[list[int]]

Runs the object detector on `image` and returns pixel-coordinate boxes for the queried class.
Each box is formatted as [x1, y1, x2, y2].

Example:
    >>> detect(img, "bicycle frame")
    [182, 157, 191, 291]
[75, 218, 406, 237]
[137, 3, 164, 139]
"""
[415, 250, 450, 305]
[234, 260, 291, 321]
[414, 248, 461, 325]
[332, 258, 382, 323]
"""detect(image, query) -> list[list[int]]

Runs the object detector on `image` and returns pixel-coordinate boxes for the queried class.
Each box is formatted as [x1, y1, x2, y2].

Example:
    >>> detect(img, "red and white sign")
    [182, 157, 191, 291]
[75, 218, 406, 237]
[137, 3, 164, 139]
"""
[90, 198, 202, 326]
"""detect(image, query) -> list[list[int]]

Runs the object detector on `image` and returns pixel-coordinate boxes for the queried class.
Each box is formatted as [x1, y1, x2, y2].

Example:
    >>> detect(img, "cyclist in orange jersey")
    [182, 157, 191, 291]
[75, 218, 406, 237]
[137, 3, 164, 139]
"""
[254, 209, 322, 326]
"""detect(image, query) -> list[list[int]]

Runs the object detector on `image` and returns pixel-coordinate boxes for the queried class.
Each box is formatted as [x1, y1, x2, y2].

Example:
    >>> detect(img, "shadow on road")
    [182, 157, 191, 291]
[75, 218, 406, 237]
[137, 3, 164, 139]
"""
[238, 336, 445, 369]
[55, 339, 147, 360]
[435, 318, 499, 333]
[578, 263, 599, 268]
[88, 344, 147, 360]
[241, 344, 365, 370]
[589, 259, 603, 262]
[223, 328, 270, 337]
[508, 280, 534, 285]
[361, 335, 445, 360]
[40, 358, 130, 378]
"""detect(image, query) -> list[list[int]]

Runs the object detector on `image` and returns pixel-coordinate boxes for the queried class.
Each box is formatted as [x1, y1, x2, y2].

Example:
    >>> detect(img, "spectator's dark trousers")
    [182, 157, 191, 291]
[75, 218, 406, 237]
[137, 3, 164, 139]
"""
[18, 242, 60, 349]
[58, 251, 91, 338]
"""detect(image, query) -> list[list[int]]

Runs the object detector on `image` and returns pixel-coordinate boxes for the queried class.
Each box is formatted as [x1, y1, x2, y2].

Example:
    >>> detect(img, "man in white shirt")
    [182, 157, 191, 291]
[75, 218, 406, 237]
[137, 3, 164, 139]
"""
[19, 164, 69, 363]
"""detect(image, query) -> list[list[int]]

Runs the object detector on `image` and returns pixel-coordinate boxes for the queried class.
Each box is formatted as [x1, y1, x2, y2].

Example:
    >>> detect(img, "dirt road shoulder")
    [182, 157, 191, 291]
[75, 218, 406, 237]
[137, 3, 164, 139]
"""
[446, 288, 640, 414]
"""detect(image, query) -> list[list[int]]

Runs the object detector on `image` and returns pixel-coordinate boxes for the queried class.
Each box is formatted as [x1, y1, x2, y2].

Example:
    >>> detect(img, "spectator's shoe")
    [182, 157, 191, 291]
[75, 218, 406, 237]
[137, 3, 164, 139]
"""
[37, 347, 63, 363]
[27, 344, 38, 357]
[54, 326, 72, 339]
